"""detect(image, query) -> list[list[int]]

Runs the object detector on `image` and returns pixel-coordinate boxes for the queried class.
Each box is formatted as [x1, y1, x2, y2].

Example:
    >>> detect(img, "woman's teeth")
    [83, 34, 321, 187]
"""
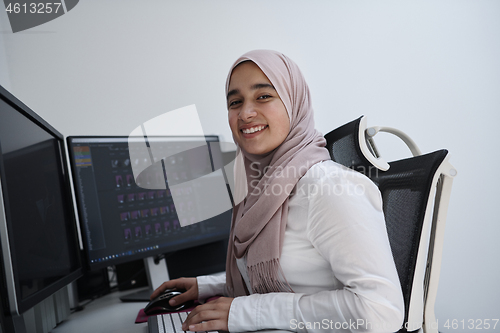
[242, 125, 266, 134]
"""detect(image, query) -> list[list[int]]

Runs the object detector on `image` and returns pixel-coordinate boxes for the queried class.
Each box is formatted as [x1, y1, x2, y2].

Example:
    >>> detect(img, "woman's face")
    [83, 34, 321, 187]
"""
[227, 61, 290, 155]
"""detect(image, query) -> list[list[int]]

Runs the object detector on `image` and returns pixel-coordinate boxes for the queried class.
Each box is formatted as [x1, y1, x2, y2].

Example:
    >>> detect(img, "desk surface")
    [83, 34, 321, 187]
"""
[51, 288, 293, 333]
[52, 288, 149, 333]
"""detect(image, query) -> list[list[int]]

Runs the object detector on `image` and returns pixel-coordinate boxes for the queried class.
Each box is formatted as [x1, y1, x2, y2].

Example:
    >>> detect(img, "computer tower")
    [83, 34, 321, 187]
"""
[76, 268, 111, 302]
[115, 259, 149, 291]
[165, 238, 228, 279]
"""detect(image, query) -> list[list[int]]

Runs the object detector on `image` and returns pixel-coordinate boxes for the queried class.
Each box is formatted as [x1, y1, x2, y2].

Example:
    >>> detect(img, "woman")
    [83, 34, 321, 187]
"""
[150, 50, 404, 332]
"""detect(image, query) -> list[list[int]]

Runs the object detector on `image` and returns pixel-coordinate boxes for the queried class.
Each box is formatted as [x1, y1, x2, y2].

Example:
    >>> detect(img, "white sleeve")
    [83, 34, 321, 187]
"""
[196, 273, 227, 301]
[228, 170, 404, 332]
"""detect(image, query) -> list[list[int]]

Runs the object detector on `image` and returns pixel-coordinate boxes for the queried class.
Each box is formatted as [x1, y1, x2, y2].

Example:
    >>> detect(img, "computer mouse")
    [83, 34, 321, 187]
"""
[144, 289, 193, 315]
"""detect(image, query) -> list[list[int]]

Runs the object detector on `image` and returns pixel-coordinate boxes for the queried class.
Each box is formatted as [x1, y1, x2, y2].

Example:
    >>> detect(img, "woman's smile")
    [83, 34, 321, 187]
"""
[240, 124, 268, 136]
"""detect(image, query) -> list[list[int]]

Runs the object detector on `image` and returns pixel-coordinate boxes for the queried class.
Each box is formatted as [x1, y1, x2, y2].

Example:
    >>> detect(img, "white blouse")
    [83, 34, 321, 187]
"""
[197, 160, 404, 332]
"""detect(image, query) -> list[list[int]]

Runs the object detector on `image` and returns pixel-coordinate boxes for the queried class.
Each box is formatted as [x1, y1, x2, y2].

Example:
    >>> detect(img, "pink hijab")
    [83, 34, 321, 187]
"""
[225, 50, 331, 296]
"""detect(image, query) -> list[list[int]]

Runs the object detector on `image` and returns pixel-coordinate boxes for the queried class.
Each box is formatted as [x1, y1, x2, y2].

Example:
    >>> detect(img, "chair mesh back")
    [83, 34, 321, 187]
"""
[324, 117, 447, 333]
[324, 117, 373, 173]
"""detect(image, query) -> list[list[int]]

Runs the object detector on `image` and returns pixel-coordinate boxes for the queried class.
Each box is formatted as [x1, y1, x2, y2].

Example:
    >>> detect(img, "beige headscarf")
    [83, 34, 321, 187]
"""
[225, 50, 331, 296]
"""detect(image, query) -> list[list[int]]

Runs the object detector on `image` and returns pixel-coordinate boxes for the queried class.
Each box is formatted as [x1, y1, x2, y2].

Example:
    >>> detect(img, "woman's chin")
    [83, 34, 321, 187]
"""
[241, 144, 272, 156]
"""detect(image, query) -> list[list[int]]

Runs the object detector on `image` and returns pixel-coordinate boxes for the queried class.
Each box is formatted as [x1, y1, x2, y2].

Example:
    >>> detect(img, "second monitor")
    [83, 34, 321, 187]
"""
[67, 136, 233, 297]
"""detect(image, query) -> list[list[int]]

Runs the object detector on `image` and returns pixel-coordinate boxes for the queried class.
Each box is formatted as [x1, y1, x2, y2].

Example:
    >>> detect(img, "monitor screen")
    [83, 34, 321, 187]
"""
[67, 136, 232, 271]
[0, 85, 82, 315]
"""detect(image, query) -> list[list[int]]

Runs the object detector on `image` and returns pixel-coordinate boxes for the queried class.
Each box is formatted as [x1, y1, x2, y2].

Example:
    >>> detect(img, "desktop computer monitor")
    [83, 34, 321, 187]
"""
[0, 85, 83, 317]
[66, 136, 233, 282]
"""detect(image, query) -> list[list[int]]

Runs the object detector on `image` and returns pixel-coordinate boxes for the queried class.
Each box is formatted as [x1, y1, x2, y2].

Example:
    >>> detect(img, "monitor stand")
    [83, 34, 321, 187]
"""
[119, 256, 169, 302]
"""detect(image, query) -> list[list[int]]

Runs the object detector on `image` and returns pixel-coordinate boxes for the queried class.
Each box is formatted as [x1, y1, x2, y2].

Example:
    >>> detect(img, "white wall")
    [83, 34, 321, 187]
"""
[1, 1, 499, 331]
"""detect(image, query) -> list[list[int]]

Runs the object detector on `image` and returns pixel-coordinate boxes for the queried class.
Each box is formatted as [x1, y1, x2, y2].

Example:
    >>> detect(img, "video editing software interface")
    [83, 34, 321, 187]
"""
[67, 136, 232, 269]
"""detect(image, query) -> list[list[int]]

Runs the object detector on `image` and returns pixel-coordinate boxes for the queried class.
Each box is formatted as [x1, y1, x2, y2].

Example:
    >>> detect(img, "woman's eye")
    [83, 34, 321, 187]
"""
[229, 100, 241, 107]
[258, 95, 272, 100]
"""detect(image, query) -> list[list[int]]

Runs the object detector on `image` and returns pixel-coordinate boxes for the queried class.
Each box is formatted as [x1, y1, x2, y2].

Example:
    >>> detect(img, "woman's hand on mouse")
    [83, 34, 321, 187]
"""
[181, 297, 234, 332]
[150, 277, 198, 306]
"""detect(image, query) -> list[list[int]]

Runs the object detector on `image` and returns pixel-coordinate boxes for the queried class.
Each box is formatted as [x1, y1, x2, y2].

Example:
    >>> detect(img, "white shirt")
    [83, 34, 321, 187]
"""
[197, 161, 404, 332]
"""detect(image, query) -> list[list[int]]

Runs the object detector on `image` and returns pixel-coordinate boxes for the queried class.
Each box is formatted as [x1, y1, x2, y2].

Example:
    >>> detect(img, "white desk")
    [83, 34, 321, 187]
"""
[51, 288, 149, 333]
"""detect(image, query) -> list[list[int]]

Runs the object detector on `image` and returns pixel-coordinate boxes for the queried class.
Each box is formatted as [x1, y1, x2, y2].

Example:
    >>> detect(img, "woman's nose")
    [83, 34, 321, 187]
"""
[239, 103, 257, 121]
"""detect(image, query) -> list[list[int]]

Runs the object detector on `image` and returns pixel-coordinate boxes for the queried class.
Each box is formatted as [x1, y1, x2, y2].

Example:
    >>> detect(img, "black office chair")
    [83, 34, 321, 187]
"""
[324, 116, 456, 333]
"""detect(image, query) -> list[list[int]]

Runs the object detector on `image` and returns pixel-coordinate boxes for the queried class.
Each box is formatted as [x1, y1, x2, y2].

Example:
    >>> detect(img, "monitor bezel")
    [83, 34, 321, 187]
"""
[0, 85, 83, 315]
[66, 135, 232, 271]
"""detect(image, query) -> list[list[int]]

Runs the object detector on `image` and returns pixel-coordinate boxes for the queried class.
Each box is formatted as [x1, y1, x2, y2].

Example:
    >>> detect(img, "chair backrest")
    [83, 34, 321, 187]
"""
[324, 116, 456, 333]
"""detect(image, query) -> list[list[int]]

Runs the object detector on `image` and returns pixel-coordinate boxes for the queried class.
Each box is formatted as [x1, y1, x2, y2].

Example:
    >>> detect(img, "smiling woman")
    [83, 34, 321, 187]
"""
[151, 50, 405, 333]
[227, 61, 290, 156]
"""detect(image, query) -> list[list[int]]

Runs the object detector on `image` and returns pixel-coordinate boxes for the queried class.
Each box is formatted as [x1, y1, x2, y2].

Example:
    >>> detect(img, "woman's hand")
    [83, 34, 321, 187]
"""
[181, 297, 234, 332]
[149, 277, 198, 307]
